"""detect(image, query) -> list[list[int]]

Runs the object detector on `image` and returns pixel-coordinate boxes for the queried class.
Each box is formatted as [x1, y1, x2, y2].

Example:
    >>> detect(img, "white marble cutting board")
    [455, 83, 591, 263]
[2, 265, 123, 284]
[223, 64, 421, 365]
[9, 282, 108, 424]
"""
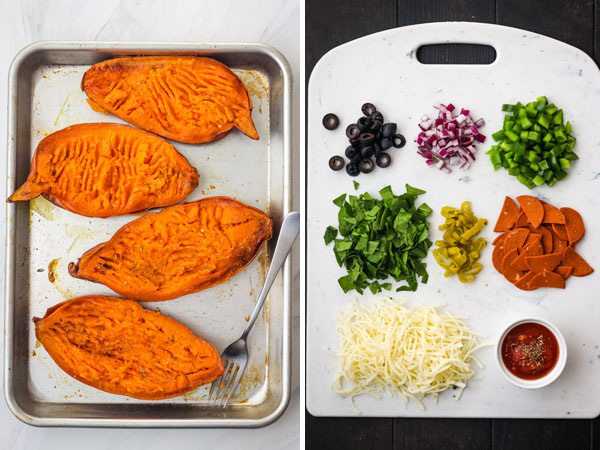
[306, 22, 600, 418]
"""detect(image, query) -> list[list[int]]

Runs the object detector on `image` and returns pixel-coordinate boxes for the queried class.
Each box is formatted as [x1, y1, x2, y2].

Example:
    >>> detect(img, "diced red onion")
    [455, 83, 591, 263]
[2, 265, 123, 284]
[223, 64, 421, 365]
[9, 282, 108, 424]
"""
[414, 103, 486, 173]
[419, 121, 432, 131]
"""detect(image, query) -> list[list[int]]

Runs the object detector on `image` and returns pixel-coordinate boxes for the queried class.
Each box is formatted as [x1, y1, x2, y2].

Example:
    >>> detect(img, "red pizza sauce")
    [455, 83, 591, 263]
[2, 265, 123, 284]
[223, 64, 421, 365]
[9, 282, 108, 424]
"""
[501, 322, 559, 380]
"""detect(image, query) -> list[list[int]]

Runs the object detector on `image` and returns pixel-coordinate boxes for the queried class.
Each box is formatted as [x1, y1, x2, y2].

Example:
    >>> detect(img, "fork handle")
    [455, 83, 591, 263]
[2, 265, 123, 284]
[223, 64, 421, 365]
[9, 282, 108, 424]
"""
[242, 211, 300, 339]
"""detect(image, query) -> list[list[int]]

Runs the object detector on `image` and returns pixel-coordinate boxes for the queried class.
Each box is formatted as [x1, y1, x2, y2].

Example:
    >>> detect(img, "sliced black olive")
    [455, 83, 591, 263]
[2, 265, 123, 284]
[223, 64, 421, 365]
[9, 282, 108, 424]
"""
[329, 155, 345, 171]
[381, 122, 397, 138]
[361, 103, 377, 116]
[359, 133, 376, 146]
[373, 142, 382, 156]
[357, 116, 371, 132]
[359, 158, 374, 174]
[350, 153, 363, 164]
[322, 113, 339, 130]
[345, 145, 359, 160]
[370, 111, 384, 123]
[376, 152, 391, 168]
[346, 162, 360, 177]
[349, 137, 361, 147]
[380, 137, 393, 150]
[361, 145, 374, 158]
[346, 124, 360, 139]
[392, 134, 406, 148]
[369, 119, 382, 134]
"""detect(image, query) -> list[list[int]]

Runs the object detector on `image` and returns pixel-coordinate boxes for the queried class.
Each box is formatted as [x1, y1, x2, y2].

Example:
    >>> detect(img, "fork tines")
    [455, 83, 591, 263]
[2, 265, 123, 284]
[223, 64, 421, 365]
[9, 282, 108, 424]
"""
[208, 360, 243, 407]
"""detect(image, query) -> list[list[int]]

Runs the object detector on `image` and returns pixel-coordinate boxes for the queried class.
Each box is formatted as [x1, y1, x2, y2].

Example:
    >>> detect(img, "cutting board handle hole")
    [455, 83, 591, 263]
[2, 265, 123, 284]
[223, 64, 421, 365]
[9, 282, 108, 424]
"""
[416, 44, 496, 65]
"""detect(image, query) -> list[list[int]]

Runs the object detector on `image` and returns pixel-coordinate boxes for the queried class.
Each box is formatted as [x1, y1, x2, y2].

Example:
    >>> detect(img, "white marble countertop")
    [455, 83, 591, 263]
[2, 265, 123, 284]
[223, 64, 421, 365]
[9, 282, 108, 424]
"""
[0, 1, 299, 449]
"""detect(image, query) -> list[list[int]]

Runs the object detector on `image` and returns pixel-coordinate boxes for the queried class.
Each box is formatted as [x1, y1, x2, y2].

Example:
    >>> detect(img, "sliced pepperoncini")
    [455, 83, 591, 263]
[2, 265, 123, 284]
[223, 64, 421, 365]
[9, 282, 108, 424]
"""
[433, 202, 488, 283]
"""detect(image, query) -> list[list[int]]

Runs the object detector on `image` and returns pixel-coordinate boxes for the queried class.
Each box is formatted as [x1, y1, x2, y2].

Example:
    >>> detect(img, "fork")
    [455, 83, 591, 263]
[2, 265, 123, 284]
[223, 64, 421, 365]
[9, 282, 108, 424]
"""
[208, 211, 300, 407]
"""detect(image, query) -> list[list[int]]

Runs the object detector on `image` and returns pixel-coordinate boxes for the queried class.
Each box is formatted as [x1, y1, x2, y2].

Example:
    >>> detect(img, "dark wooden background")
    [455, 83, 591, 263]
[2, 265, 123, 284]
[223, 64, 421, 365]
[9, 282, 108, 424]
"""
[305, 0, 599, 449]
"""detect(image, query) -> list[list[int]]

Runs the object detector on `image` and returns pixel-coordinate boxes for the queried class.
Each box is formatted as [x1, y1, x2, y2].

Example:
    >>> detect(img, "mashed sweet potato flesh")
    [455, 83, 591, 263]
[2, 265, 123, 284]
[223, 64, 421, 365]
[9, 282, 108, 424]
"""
[69, 197, 273, 301]
[8, 123, 198, 218]
[34, 295, 224, 400]
[82, 56, 259, 143]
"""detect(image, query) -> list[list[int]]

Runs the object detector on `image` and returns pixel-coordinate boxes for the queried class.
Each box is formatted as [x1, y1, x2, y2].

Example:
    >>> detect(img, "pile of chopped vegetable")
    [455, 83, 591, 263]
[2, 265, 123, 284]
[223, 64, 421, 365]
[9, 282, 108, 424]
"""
[416, 103, 486, 173]
[326, 103, 406, 176]
[487, 96, 578, 188]
[324, 184, 432, 294]
[433, 202, 488, 283]
[492, 195, 593, 290]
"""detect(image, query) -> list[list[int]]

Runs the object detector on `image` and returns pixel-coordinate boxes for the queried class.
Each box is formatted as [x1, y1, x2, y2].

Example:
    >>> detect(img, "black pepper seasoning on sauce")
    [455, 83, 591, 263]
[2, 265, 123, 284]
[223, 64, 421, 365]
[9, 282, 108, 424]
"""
[501, 322, 559, 380]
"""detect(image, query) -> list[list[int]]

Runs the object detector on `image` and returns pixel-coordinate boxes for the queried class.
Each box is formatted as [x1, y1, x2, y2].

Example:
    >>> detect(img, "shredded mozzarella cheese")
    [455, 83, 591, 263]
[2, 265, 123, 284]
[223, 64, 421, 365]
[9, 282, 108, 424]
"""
[332, 298, 487, 411]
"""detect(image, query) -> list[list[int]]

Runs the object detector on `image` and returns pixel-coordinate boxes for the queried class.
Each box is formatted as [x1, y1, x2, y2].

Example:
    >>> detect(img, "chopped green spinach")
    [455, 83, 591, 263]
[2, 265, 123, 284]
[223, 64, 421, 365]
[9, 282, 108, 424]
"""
[324, 184, 433, 294]
[323, 226, 338, 245]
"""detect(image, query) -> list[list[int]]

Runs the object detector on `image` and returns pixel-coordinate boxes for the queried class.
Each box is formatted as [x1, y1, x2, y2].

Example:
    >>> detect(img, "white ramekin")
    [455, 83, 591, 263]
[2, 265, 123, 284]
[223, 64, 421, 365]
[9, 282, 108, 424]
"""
[496, 318, 567, 389]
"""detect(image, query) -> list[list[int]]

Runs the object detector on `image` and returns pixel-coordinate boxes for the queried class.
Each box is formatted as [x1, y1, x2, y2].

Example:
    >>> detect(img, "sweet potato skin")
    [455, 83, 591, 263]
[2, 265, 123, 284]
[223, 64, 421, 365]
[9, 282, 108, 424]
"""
[69, 197, 273, 301]
[34, 295, 224, 400]
[82, 56, 259, 143]
[7, 123, 199, 218]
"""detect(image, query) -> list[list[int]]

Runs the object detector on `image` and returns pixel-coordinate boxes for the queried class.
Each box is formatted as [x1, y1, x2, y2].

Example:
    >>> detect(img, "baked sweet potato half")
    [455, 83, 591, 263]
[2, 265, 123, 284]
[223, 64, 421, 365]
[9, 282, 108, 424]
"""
[34, 295, 224, 400]
[69, 197, 273, 301]
[82, 56, 259, 143]
[7, 123, 198, 218]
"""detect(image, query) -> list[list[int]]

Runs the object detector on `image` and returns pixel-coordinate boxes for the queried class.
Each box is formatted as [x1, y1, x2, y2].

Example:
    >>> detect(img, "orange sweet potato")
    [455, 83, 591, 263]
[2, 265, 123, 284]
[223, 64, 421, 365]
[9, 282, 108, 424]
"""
[516, 195, 544, 229]
[560, 207, 585, 244]
[7, 123, 198, 218]
[69, 197, 272, 301]
[494, 196, 518, 231]
[34, 295, 224, 400]
[82, 56, 258, 144]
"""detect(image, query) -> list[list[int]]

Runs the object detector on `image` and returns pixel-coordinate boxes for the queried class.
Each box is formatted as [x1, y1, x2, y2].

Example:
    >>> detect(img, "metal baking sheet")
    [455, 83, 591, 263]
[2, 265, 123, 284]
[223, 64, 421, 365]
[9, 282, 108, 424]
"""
[5, 41, 292, 427]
